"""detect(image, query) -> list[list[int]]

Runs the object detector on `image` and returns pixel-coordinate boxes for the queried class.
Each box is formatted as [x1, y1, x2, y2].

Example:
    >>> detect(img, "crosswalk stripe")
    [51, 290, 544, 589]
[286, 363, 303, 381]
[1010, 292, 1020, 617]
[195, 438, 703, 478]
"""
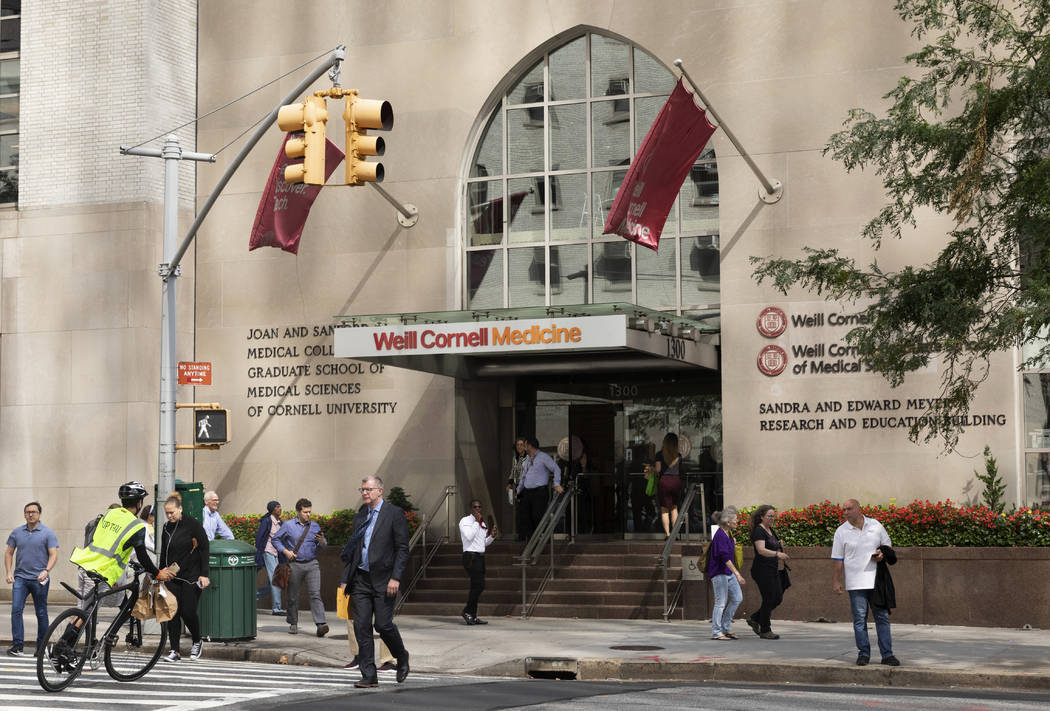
[0, 694, 158, 705]
[0, 683, 259, 697]
[158, 691, 283, 711]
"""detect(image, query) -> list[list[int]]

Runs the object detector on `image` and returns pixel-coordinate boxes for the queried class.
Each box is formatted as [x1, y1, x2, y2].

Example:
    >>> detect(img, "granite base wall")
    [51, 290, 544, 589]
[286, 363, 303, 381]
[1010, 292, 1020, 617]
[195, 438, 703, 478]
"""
[682, 547, 1050, 628]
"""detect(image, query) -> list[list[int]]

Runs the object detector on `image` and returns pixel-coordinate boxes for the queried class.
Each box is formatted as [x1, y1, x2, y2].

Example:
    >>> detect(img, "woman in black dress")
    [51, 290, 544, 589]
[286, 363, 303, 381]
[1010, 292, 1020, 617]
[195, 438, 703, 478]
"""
[746, 504, 790, 639]
[652, 433, 685, 537]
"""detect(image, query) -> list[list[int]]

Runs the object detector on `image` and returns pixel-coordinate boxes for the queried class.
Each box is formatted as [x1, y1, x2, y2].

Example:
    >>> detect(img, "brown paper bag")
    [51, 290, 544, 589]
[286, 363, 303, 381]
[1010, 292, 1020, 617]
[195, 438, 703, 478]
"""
[153, 582, 179, 623]
[131, 579, 155, 621]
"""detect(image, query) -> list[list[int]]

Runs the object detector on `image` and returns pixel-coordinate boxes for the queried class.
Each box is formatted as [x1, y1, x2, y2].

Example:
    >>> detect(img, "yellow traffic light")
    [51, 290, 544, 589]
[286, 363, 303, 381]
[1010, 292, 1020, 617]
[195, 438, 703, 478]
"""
[276, 95, 329, 185]
[344, 91, 393, 186]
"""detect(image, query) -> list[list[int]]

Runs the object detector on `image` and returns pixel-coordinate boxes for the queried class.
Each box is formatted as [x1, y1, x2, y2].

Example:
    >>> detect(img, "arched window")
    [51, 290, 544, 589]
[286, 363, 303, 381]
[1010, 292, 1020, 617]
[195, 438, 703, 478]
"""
[463, 31, 719, 320]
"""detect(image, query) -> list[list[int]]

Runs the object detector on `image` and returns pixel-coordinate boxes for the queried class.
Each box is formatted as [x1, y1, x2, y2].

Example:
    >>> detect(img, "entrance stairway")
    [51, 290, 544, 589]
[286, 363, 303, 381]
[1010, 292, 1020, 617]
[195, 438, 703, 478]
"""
[398, 540, 682, 620]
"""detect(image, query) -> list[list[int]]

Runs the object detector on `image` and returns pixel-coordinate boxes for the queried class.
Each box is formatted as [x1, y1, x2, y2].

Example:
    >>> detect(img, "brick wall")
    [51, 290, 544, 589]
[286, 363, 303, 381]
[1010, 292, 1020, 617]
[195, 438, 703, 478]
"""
[18, 0, 197, 208]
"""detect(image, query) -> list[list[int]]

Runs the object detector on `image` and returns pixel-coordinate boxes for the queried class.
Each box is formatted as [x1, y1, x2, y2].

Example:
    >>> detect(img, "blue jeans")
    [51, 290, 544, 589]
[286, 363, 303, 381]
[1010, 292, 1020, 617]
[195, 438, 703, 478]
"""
[849, 589, 892, 658]
[710, 573, 743, 637]
[11, 577, 49, 648]
[259, 551, 282, 610]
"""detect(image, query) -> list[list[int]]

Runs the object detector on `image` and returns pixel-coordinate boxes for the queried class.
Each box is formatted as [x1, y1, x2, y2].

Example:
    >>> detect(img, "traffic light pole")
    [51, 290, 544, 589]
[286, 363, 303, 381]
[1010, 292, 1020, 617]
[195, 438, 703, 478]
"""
[121, 136, 216, 503]
[121, 46, 345, 503]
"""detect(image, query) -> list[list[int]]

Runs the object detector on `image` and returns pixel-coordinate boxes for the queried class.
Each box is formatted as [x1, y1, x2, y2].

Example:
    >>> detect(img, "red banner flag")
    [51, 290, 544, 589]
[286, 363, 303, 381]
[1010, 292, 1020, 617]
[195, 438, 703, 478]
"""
[249, 135, 345, 255]
[602, 78, 717, 251]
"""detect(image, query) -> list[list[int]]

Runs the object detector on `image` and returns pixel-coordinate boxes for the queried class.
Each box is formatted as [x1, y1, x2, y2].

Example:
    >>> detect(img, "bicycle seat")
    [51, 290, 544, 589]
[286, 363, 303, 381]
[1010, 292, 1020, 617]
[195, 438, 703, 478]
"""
[86, 571, 107, 585]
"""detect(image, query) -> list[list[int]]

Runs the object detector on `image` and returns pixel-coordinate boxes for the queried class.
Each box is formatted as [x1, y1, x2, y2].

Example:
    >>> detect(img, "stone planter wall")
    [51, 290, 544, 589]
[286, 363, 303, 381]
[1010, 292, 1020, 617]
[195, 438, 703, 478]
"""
[682, 546, 1050, 628]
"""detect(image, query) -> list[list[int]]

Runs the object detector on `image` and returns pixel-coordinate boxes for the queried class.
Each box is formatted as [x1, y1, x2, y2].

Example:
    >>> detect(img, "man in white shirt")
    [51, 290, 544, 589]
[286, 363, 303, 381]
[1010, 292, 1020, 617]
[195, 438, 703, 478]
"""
[459, 500, 496, 626]
[202, 491, 235, 541]
[831, 498, 898, 667]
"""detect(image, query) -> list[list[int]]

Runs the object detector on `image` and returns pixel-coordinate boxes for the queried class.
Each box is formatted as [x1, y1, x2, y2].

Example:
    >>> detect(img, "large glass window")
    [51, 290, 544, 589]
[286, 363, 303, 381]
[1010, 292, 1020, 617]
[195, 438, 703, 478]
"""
[1023, 372, 1050, 507]
[463, 32, 719, 313]
[0, 0, 19, 205]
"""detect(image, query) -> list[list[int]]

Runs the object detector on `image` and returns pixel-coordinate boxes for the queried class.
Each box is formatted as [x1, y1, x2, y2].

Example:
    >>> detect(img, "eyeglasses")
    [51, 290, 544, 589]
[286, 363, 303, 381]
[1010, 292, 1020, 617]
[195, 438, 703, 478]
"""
[358, 487, 380, 493]
[24, 510, 40, 516]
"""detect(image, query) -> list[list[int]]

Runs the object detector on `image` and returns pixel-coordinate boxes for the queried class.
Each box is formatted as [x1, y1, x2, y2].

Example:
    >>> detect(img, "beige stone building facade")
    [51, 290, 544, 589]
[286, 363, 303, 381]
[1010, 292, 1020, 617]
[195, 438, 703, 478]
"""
[2, 1, 1041, 588]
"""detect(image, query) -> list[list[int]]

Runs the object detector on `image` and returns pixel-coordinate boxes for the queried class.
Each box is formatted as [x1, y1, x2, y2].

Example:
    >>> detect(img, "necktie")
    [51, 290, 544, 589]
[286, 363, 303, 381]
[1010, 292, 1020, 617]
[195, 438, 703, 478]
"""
[358, 508, 377, 570]
[348, 509, 375, 550]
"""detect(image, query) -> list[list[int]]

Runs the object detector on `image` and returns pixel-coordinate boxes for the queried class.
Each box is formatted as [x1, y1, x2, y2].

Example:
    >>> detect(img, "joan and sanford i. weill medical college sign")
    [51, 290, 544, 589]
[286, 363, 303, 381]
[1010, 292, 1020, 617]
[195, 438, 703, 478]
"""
[752, 304, 1008, 434]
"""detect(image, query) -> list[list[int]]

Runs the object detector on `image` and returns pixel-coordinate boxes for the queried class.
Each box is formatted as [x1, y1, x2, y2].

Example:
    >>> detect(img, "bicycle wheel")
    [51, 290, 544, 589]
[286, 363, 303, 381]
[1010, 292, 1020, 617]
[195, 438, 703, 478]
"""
[37, 607, 90, 692]
[104, 609, 166, 682]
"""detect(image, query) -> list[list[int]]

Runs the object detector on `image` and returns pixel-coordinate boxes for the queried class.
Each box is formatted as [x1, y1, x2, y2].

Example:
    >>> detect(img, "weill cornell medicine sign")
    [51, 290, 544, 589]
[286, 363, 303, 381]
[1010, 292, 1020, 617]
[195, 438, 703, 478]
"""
[335, 315, 628, 358]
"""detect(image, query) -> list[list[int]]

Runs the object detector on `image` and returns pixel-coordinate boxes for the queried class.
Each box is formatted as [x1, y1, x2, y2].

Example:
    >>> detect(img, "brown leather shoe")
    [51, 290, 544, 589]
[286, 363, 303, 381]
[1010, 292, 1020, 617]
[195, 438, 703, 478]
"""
[759, 631, 780, 640]
[354, 677, 379, 688]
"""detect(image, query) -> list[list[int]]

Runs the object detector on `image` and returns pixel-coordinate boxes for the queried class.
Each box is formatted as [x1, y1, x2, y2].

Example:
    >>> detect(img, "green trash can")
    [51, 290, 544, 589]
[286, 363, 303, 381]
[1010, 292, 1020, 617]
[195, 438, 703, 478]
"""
[154, 479, 205, 523]
[199, 539, 258, 641]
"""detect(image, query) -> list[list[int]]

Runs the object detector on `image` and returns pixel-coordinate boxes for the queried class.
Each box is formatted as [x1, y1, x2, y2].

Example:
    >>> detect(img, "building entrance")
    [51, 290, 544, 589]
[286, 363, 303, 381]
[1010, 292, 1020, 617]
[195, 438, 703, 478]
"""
[522, 372, 722, 539]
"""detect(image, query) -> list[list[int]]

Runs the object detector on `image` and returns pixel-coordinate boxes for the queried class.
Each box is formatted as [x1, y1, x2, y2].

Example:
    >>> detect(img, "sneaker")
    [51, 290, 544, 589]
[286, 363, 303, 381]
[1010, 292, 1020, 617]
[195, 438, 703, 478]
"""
[163, 650, 180, 663]
[343, 655, 360, 670]
[377, 661, 397, 672]
[881, 655, 901, 667]
[48, 641, 78, 673]
[856, 655, 870, 666]
[189, 641, 203, 660]
[316, 623, 329, 638]
[272, 609, 287, 616]
[6, 646, 25, 657]
[289, 624, 298, 635]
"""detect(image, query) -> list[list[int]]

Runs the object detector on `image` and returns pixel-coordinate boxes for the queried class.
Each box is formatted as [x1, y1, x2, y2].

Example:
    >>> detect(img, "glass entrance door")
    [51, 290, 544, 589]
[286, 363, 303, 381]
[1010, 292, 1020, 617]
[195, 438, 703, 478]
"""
[532, 381, 722, 539]
[536, 393, 623, 537]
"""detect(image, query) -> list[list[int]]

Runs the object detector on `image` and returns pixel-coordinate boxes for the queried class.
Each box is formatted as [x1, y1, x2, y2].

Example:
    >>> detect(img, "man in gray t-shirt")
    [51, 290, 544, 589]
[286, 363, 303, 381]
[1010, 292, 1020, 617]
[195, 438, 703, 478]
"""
[5, 501, 59, 656]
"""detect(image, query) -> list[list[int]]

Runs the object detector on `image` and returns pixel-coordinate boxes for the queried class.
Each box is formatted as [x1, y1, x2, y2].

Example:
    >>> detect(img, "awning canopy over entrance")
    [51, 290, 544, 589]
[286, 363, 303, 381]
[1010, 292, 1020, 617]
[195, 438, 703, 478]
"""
[332, 303, 720, 378]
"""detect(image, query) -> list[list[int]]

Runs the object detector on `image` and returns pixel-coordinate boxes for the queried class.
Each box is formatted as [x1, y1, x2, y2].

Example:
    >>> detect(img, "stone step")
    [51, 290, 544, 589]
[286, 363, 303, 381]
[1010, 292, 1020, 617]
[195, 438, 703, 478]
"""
[399, 588, 670, 606]
[412, 577, 671, 593]
[397, 601, 669, 620]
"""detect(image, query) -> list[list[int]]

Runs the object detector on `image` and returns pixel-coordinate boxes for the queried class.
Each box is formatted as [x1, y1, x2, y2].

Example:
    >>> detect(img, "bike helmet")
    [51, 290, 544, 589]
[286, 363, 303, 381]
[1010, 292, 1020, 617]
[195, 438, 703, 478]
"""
[118, 481, 148, 502]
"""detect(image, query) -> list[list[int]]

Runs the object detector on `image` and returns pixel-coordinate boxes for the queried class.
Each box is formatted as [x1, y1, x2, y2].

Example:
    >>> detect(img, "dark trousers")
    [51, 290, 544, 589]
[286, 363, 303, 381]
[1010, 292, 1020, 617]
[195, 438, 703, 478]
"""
[750, 566, 784, 633]
[519, 486, 549, 540]
[462, 552, 486, 618]
[350, 570, 407, 680]
[166, 580, 202, 652]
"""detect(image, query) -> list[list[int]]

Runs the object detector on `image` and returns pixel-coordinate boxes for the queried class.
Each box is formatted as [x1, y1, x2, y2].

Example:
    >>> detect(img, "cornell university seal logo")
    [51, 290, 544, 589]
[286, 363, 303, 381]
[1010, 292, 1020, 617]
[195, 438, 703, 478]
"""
[757, 345, 788, 376]
[756, 306, 787, 338]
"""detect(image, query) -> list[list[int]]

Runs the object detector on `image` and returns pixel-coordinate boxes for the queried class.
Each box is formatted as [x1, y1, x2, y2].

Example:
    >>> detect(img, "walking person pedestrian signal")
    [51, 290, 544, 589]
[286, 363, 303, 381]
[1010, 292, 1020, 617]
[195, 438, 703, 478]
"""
[193, 409, 230, 446]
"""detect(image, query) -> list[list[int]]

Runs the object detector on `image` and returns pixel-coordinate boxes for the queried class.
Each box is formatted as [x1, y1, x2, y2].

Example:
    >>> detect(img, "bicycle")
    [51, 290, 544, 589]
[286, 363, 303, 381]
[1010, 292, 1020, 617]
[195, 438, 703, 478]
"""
[36, 561, 167, 692]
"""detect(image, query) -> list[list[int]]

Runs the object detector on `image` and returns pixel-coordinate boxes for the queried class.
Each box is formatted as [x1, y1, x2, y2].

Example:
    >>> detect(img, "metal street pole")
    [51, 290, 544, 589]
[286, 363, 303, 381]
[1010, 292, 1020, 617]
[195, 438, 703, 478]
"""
[121, 135, 215, 503]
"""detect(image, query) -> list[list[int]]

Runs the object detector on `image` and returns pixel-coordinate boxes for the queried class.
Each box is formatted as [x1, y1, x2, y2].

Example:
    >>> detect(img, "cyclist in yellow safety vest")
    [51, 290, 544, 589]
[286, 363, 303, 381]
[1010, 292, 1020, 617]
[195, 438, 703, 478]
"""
[70, 482, 162, 587]
[55, 482, 169, 655]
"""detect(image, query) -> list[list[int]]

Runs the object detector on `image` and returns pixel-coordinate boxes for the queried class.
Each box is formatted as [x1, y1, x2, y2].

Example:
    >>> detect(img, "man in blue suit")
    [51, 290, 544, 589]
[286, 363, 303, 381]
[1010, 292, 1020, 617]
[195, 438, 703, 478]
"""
[340, 476, 410, 688]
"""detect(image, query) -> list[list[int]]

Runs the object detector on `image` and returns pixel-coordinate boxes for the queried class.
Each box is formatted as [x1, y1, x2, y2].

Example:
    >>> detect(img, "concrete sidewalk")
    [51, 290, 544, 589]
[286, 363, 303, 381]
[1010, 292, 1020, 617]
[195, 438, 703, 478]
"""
[4, 602, 1050, 691]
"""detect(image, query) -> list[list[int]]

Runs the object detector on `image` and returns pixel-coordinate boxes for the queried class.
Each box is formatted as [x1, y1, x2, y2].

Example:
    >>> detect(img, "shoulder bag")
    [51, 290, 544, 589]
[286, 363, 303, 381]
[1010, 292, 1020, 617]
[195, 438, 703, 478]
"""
[272, 522, 311, 590]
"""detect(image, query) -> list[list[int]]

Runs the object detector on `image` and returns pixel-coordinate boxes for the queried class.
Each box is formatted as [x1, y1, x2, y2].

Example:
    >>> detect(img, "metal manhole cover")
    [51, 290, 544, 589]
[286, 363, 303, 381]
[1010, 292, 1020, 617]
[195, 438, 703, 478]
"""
[609, 645, 664, 651]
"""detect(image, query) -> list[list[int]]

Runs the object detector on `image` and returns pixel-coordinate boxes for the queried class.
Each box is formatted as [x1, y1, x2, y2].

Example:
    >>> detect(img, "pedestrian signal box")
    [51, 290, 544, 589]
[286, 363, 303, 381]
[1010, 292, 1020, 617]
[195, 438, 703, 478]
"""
[194, 408, 230, 446]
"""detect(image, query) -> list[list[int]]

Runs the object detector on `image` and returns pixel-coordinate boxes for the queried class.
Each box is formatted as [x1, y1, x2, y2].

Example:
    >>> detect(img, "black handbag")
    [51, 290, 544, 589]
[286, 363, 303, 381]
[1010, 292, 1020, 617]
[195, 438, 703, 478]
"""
[779, 563, 791, 591]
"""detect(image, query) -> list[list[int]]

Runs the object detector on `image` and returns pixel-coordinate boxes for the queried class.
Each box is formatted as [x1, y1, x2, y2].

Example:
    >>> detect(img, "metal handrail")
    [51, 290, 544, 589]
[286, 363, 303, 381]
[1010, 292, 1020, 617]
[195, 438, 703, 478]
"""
[514, 482, 577, 619]
[659, 482, 707, 621]
[395, 485, 455, 614]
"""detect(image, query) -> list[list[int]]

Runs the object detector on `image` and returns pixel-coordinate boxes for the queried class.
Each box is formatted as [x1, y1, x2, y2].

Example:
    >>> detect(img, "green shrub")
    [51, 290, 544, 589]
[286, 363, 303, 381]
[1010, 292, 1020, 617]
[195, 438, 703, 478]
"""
[731, 499, 1050, 547]
[224, 498, 421, 548]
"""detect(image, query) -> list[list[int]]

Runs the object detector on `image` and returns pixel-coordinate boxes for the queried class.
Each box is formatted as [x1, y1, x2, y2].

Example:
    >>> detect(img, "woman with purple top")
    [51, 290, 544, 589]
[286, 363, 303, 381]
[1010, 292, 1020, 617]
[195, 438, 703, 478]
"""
[707, 507, 746, 640]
